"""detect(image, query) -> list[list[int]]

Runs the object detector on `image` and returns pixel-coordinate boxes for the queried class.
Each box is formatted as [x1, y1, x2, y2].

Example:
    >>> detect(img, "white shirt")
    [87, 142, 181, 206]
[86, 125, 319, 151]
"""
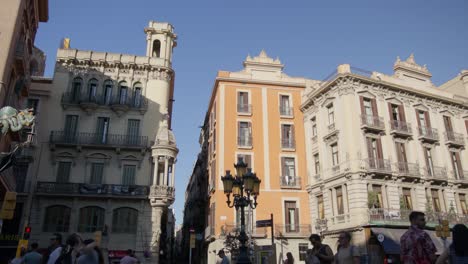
[120, 256, 138, 264]
[47, 247, 62, 264]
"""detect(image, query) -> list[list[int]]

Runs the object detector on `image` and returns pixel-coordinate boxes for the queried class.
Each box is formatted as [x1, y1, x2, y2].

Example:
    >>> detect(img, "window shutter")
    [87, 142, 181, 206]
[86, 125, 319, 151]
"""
[366, 138, 373, 159]
[388, 103, 394, 121]
[424, 111, 431, 128]
[465, 120, 468, 134]
[294, 207, 299, 231]
[423, 148, 430, 171]
[415, 110, 421, 127]
[291, 125, 295, 143]
[359, 96, 365, 115]
[455, 152, 463, 178]
[376, 138, 383, 160]
[281, 157, 286, 177]
[371, 98, 378, 116]
[398, 104, 406, 122]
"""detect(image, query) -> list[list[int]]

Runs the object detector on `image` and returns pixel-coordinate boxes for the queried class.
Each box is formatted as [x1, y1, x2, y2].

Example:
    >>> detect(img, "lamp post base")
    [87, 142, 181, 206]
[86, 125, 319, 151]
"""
[236, 246, 252, 264]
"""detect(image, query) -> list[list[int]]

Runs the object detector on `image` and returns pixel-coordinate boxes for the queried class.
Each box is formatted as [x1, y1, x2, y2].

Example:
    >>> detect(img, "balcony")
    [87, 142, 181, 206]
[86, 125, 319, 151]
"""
[281, 139, 295, 149]
[389, 120, 412, 137]
[424, 166, 447, 181]
[279, 106, 293, 117]
[220, 223, 266, 237]
[49, 131, 148, 150]
[237, 104, 252, 114]
[329, 214, 351, 225]
[368, 208, 467, 227]
[363, 158, 392, 174]
[61, 92, 148, 115]
[237, 136, 252, 148]
[454, 171, 468, 184]
[275, 224, 311, 238]
[280, 176, 301, 189]
[418, 126, 439, 142]
[360, 115, 385, 132]
[394, 162, 421, 178]
[444, 131, 465, 147]
[36, 182, 149, 198]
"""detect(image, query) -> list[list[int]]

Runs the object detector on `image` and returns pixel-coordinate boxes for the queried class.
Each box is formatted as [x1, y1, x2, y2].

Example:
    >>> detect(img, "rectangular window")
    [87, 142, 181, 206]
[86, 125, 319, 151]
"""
[96, 117, 110, 144]
[311, 117, 317, 137]
[237, 154, 252, 170]
[451, 152, 463, 179]
[64, 115, 79, 142]
[134, 87, 142, 107]
[372, 185, 383, 208]
[317, 195, 325, 219]
[424, 147, 435, 177]
[403, 188, 413, 210]
[395, 142, 408, 172]
[281, 157, 296, 177]
[314, 154, 320, 175]
[443, 116, 453, 132]
[56, 161, 72, 183]
[431, 189, 441, 213]
[284, 201, 299, 232]
[417, 110, 431, 129]
[237, 91, 249, 113]
[238, 121, 252, 147]
[281, 124, 295, 148]
[280, 95, 292, 116]
[390, 104, 399, 121]
[104, 82, 113, 105]
[459, 194, 467, 215]
[331, 143, 339, 166]
[236, 207, 253, 234]
[90, 163, 104, 184]
[363, 98, 373, 116]
[336, 186, 344, 215]
[122, 165, 136, 185]
[327, 104, 334, 125]
[299, 243, 309, 261]
[127, 119, 140, 145]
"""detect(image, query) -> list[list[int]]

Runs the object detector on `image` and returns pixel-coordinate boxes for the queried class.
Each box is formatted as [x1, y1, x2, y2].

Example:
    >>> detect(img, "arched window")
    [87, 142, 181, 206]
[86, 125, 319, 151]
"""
[43, 205, 71, 232]
[112, 207, 138, 233]
[133, 82, 142, 107]
[72, 77, 83, 102]
[87, 78, 98, 102]
[104, 80, 113, 105]
[152, 40, 161, 58]
[78, 206, 105, 233]
[119, 81, 128, 105]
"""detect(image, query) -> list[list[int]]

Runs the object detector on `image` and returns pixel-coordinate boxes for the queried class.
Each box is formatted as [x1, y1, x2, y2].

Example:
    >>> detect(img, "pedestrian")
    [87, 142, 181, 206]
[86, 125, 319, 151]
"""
[307, 234, 334, 264]
[335, 232, 360, 264]
[400, 211, 437, 264]
[76, 239, 100, 264]
[120, 249, 138, 264]
[46, 233, 62, 264]
[24, 242, 42, 264]
[436, 224, 468, 264]
[217, 249, 229, 264]
[10, 248, 26, 264]
[284, 252, 294, 264]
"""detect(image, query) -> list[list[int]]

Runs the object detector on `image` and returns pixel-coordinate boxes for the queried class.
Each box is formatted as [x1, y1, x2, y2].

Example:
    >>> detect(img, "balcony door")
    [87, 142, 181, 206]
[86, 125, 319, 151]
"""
[424, 147, 435, 177]
[119, 82, 128, 105]
[238, 121, 251, 147]
[280, 95, 291, 116]
[366, 137, 383, 168]
[396, 142, 408, 172]
[281, 124, 295, 148]
[451, 151, 463, 179]
[64, 115, 78, 142]
[88, 79, 98, 102]
[285, 201, 299, 232]
[96, 117, 110, 144]
[443, 116, 453, 132]
[281, 157, 296, 186]
[127, 119, 140, 145]
[237, 91, 249, 113]
[104, 80, 113, 105]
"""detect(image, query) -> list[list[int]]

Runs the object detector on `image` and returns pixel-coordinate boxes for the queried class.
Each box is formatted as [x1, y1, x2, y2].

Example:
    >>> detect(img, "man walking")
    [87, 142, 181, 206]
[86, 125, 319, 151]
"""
[23, 243, 42, 264]
[400, 211, 437, 264]
[46, 233, 63, 264]
[120, 249, 138, 264]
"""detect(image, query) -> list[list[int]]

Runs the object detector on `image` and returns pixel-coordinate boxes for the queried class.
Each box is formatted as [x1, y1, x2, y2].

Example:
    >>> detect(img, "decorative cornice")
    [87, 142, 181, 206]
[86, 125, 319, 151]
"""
[393, 54, 432, 77]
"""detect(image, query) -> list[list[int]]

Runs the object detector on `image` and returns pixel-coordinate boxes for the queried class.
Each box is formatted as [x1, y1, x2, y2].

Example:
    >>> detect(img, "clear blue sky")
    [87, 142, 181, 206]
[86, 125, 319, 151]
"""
[35, 0, 468, 224]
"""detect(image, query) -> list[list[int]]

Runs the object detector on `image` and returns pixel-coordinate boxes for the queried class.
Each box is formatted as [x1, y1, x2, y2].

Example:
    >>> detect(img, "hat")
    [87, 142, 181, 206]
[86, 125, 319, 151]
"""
[217, 249, 225, 255]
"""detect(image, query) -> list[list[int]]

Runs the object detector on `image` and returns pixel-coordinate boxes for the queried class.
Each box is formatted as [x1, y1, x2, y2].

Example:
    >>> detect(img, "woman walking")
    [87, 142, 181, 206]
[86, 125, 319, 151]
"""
[335, 232, 360, 264]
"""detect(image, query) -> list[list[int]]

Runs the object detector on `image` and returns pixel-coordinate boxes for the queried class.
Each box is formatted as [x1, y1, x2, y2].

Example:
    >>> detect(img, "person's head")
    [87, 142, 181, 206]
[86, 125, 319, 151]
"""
[452, 224, 468, 256]
[409, 211, 426, 228]
[337, 231, 352, 248]
[217, 249, 226, 258]
[309, 234, 322, 248]
[286, 252, 294, 260]
[30, 242, 39, 251]
[65, 233, 83, 248]
[127, 249, 134, 256]
[50, 233, 62, 247]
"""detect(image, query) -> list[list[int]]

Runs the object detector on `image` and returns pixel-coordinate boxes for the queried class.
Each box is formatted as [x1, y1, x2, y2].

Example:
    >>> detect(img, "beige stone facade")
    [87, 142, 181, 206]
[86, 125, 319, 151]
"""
[302, 55, 468, 259]
[23, 21, 178, 263]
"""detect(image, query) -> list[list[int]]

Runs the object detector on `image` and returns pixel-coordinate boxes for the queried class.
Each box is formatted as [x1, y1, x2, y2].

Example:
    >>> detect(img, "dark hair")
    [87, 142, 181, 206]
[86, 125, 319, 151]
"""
[65, 233, 81, 248]
[409, 211, 425, 222]
[31, 242, 39, 249]
[341, 231, 352, 241]
[127, 249, 134, 255]
[53, 233, 62, 243]
[452, 224, 468, 256]
[309, 234, 321, 242]
[83, 239, 94, 245]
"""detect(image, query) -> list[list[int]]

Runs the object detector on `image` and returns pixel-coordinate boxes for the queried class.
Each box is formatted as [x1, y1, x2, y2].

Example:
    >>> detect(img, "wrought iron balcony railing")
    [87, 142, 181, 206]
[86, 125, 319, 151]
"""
[390, 120, 412, 135]
[275, 224, 311, 237]
[61, 92, 148, 110]
[237, 104, 252, 114]
[360, 115, 385, 130]
[444, 131, 465, 146]
[368, 208, 467, 226]
[237, 136, 253, 147]
[394, 162, 421, 177]
[50, 131, 148, 148]
[418, 126, 439, 141]
[281, 139, 295, 149]
[36, 182, 149, 197]
[425, 166, 447, 180]
[279, 106, 293, 116]
[280, 176, 301, 188]
[363, 158, 392, 174]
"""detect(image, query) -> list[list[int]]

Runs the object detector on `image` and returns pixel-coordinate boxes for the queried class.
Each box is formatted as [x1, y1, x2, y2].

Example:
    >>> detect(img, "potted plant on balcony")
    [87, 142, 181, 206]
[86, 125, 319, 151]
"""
[368, 191, 379, 209]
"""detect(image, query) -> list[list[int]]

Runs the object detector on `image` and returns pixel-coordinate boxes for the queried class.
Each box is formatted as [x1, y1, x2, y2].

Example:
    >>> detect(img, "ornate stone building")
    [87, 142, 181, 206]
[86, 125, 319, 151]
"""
[25, 21, 178, 263]
[302, 54, 468, 261]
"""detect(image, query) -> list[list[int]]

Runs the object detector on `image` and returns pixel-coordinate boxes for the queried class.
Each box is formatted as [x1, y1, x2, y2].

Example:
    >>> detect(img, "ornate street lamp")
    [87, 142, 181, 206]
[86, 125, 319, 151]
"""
[221, 158, 261, 264]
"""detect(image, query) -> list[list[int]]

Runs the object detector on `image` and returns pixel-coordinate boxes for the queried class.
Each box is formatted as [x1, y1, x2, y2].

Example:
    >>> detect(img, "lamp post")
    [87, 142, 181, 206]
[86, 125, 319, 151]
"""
[221, 158, 261, 264]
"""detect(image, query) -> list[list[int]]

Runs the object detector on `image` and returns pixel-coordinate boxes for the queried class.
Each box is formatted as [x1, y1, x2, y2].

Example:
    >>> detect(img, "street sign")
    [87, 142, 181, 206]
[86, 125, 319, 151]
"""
[190, 233, 196, 248]
[256, 219, 272, 227]
[16, 239, 28, 257]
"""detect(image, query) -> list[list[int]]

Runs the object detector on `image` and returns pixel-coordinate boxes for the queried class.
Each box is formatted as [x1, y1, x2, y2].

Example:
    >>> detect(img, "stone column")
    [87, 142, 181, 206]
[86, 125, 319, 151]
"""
[343, 184, 349, 214]
[170, 163, 176, 187]
[150, 206, 164, 263]
[164, 157, 169, 186]
[153, 159, 159, 186]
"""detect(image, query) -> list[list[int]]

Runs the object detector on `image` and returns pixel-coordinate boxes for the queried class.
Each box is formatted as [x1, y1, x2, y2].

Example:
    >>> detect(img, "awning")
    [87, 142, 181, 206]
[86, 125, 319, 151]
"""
[371, 227, 451, 255]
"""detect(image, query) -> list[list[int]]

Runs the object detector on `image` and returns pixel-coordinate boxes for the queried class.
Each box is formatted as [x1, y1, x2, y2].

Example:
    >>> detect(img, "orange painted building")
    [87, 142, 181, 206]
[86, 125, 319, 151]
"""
[201, 51, 314, 263]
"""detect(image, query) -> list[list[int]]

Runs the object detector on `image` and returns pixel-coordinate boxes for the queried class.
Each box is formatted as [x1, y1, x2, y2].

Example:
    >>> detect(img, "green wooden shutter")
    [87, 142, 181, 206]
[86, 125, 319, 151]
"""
[56, 162, 71, 183]
[90, 163, 104, 184]
[122, 165, 136, 185]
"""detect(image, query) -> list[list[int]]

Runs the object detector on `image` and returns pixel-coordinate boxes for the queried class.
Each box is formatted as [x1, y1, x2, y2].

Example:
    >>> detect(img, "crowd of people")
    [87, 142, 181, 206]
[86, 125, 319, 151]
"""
[8, 233, 138, 264]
